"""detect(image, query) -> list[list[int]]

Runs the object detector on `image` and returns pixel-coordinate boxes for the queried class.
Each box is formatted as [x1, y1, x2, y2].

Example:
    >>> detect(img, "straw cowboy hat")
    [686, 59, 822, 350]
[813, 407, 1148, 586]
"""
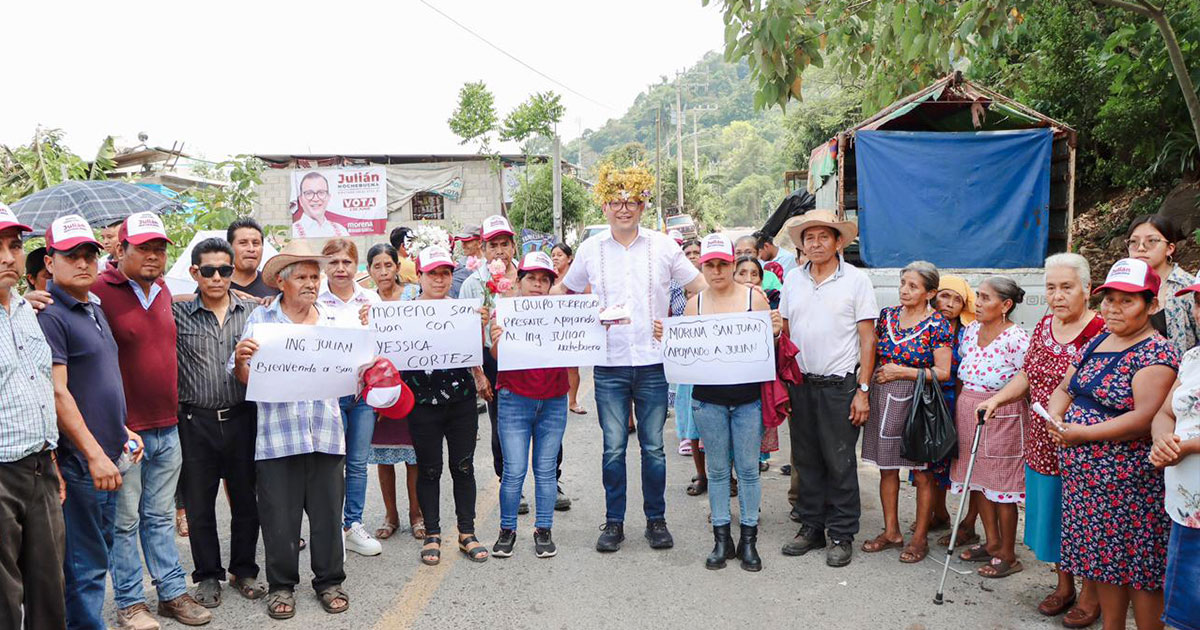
[783, 209, 858, 249]
[262, 239, 331, 289]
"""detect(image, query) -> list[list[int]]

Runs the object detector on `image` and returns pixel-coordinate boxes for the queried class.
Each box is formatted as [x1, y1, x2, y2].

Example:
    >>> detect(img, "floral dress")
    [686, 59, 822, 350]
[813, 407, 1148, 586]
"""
[861, 306, 953, 469]
[1059, 333, 1179, 590]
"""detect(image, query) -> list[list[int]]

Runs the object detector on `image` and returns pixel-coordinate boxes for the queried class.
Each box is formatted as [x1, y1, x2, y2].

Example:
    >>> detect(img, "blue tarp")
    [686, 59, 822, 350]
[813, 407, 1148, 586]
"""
[855, 129, 1052, 268]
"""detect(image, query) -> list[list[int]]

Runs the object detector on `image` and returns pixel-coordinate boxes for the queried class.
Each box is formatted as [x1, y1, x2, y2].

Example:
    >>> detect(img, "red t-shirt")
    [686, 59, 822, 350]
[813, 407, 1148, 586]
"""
[497, 368, 569, 400]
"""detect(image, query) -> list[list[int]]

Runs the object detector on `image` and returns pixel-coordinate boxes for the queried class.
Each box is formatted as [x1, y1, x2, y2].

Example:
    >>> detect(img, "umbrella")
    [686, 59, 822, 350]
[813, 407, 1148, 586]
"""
[11, 180, 184, 236]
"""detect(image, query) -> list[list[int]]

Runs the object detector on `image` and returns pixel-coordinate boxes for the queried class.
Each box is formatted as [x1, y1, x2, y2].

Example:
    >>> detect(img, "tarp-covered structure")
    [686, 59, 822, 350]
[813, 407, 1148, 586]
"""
[809, 72, 1076, 268]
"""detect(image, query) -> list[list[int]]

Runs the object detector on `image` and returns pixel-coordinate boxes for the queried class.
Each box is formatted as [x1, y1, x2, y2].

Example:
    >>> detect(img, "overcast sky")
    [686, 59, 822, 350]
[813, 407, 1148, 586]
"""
[3, 0, 725, 161]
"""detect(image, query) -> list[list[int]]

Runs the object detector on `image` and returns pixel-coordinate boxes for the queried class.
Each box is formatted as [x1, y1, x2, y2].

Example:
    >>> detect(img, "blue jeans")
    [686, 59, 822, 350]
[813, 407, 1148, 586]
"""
[692, 399, 763, 527]
[497, 390, 568, 530]
[593, 364, 669, 524]
[110, 426, 187, 609]
[60, 454, 118, 630]
[340, 395, 375, 528]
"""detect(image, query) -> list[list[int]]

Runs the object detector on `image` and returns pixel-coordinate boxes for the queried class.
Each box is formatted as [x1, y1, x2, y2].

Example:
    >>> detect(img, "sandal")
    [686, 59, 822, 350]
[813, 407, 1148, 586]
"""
[909, 516, 951, 533]
[937, 528, 979, 548]
[1062, 605, 1101, 629]
[420, 536, 441, 566]
[570, 404, 588, 415]
[958, 544, 993, 563]
[1037, 591, 1077, 617]
[978, 557, 1024, 578]
[316, 586, 349, 614]
[679, 440, 693, 456]
[730, 477, 739, 497]
[686, 478, 707, 496]
[194, 579, 221, 608]
[375, 519, 400, 540]
[410, 517, 426, 540]
[458, 535, 489, 562]
[266, 590, 295, 620]
[899, 543, 928, 564]
[229, 575, 266, 600]
[176, 511, 189, 538]
[861, 533, 904, 553]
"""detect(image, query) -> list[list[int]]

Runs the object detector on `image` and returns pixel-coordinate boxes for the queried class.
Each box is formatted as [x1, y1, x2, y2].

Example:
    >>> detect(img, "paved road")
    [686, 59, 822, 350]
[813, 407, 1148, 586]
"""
[107, 371, 1058, 629]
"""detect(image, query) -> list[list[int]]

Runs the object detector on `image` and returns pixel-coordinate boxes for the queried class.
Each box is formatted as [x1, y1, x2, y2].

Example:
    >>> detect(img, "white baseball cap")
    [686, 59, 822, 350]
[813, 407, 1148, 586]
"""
[0, 203, 31, 233]
[481, 215, 514, 241]
[119, 211, 173, 245]
[1093, 257, 1161, 295]
[518, 251, 556, 277]
[699, 233, 734, 264]
[417, 246, 456, 272]
[46, 214, 101, 252]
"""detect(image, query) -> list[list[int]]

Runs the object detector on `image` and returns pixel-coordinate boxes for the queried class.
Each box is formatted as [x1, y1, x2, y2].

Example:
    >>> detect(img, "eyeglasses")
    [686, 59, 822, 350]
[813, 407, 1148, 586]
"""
[1126, 237, 1166, 250]
[608, 201, 640, 211]
[300, 190, 330, 201]
[197, 265, 234, 278]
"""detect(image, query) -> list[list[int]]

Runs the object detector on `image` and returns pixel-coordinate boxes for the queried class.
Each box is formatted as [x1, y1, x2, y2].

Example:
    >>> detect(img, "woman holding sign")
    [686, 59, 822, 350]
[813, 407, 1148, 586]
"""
[656, 233, 781, 572]
[488, 251, 571, 559]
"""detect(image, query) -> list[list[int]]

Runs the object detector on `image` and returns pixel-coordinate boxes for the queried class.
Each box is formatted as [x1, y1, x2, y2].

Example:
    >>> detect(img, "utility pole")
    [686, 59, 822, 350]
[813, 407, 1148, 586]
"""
[552, 135, 562, 242]
[655, 107, 663, 231]
[692, 110, 699, 182]
[675, 76, 684, 215]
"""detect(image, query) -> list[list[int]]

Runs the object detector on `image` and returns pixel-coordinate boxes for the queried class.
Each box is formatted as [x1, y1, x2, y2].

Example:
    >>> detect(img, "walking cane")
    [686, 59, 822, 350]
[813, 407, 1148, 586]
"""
[934, 407, 986, 605]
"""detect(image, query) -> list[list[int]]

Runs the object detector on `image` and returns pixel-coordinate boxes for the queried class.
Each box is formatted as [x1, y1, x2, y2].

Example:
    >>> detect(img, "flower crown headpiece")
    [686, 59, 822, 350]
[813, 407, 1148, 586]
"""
[593, 163, 655, 205]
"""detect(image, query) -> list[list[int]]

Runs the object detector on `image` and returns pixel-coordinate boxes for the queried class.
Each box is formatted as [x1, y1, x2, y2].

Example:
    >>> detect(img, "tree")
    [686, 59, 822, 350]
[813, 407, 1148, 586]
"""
[1, 127, 116, 202]
[161, 155, 266, 260]
[447, 81, 499, 158]
[506, 163, 596, 234]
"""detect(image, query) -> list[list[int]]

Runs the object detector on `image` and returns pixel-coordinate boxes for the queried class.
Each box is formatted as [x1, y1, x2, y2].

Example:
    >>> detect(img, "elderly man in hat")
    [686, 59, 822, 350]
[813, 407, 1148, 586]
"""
[230, 240, 349, 619]
[778, 210, 877, 568]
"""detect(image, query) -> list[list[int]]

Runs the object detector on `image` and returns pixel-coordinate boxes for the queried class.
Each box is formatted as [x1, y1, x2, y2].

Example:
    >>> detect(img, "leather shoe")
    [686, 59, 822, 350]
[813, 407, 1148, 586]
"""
[1037, 591, 1077, 617]
[781, 524, 826, 556]
[1062, 605, 1100, 629]
[157, 594, 212, 626]
[826, 539, 853, 567]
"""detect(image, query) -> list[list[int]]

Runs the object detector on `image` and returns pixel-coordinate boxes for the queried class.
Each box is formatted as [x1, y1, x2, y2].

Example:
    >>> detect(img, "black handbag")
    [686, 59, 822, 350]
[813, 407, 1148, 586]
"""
[900, 367, 959, 463]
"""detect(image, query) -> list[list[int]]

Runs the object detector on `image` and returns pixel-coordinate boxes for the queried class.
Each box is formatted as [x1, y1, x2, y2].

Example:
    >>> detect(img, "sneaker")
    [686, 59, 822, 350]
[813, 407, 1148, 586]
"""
[116, 603, 161, 630]
[492, 529, 516, 558]
[518, 494, 530, 515]
[534, 528, 557, 558]
[781, 524, 826, 557]
[827, 539, 853, 567]
[644, 520, 674, 549]
[595, 522, 625, 552]
[554, 485, 572, 511]
[344, 522, 383, 557]
[156, 594, 212, 627]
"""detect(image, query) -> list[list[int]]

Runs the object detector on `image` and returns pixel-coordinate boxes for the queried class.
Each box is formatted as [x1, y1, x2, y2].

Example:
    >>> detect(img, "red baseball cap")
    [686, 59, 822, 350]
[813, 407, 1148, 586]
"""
[361, 358, 416, 420]
[518, 251, 556, 277]
[1093, 258, 1161, 295]
[0, 203, 31, 233]
[481, 215, 514, 241]
[699, 233, 735, 264]
[1176, 282, 1200, 297]
[119, 211, 173, 245]
[46, 214, 102, 252]
[417, 246, 456, 272]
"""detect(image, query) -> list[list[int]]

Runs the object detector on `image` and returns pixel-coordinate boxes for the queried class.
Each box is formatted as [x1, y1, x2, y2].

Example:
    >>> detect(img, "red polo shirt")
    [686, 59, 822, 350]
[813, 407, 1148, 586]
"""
[92, 267, 179, 432]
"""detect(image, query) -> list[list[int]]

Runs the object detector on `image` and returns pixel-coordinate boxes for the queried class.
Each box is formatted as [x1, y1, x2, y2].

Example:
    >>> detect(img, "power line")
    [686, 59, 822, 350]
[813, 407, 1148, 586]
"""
[417, 0, 614, 111]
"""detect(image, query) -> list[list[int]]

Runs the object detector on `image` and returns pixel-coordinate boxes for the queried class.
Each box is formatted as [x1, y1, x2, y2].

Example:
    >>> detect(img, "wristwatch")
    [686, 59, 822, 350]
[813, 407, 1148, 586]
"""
[858, 382, 870, 394]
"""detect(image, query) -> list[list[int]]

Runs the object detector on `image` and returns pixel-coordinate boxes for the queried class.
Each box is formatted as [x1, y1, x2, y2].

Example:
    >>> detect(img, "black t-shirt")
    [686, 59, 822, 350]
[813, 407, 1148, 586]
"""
[231, 272, 280, 299]
[691, 288, 764, 407]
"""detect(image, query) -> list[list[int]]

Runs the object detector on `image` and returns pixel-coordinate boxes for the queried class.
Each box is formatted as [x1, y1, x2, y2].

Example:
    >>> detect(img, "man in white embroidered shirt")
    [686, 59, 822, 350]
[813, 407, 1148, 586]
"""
[555, 165, 705, 553]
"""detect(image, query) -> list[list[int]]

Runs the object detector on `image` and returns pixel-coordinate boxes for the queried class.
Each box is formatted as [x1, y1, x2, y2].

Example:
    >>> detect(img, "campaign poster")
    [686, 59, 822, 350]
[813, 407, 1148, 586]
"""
[290, 166, 388, 238]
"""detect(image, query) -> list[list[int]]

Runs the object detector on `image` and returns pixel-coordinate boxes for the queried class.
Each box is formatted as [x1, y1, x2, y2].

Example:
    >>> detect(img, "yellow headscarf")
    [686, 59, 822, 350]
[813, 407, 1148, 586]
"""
[938, 275, 977, 325]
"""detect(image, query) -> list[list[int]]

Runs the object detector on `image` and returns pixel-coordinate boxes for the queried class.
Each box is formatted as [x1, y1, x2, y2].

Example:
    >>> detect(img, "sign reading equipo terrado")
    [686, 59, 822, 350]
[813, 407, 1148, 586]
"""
[494, 295, 607, 370]
[289, 166, 388, 238]
[370, 299, 484, 370]
[245, 324, 374, 403]
[661, 311, 776, 386]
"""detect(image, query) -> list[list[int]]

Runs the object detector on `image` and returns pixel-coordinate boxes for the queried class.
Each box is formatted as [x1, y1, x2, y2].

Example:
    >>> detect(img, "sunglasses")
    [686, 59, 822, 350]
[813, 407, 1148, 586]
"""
[197, 264, 234, 278]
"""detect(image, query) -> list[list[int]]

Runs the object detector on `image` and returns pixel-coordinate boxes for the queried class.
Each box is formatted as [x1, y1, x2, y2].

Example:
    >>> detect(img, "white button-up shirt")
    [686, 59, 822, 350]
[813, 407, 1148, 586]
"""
[562, 227, 699, 367]
[292, 214, 349, 238]
[317, 279, 379, 329]
[780, 259, 878, 377]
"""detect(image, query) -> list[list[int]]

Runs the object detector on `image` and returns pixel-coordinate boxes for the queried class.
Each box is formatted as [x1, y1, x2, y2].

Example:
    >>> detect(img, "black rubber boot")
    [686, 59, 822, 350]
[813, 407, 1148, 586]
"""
[738, 525, 762, 572]
[705, 525, 736, 570]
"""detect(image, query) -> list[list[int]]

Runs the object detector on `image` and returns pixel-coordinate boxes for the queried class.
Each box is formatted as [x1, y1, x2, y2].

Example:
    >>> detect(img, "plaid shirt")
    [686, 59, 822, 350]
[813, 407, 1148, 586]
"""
[0, 294, 57, 462]
[227, 299, 344, 461]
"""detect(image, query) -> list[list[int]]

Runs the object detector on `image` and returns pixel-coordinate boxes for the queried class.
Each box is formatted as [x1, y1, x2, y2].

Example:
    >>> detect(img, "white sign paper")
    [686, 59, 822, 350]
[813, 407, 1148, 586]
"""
[370, 299, 483, 370]
[246, 324, 373, 402]
[661, 311, 776, 385]
[495, 295, 607, 370]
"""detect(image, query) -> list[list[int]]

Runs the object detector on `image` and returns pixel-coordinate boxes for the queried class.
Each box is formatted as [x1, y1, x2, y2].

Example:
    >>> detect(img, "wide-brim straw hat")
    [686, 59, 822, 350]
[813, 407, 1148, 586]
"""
[783, 209, 858, 250]
[262, 239, 331, 289]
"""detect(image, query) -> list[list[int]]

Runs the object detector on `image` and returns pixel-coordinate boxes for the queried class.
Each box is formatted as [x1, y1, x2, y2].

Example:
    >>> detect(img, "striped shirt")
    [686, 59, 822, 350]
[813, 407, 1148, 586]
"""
[227, 299, 345, 461]
[0, 294, 57, 462]
[173, 294, 257, 409]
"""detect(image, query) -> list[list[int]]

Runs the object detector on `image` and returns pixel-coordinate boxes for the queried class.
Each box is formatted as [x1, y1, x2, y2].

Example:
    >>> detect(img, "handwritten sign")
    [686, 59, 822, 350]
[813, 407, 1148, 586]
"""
[370, 299, 483, 370]
[495, 295, 607, 370]
[661, 311, 776, 385]
[246, 324, 373, 402]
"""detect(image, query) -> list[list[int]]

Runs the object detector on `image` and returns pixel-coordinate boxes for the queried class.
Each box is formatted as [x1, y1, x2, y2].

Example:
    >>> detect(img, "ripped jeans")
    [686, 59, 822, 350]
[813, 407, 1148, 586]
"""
[408, 398, 480, 536]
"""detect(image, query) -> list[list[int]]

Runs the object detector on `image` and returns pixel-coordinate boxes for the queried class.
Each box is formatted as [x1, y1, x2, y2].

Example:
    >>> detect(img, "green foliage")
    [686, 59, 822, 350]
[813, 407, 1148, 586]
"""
[500, 92, 565, 145]
[447, 81, 499, 155]
[1, 128, 116, 203]
[506, 163, 596, 234]
[162, 155, 266, 261]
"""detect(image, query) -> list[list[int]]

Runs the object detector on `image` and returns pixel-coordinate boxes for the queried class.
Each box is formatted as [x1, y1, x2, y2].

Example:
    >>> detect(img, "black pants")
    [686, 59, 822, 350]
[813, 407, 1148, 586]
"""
[788, 376, 862, 541]
[0, 451, 65, 630]
[483, 352, 564, 481]
[178, 403, 259, 583]
[408, 398, 478, 536]
[255, 453, 345, 593]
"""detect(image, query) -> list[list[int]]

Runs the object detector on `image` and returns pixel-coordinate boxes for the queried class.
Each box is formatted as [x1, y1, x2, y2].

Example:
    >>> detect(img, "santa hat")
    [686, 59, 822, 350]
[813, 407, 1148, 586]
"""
[360, 358, 416, 420]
